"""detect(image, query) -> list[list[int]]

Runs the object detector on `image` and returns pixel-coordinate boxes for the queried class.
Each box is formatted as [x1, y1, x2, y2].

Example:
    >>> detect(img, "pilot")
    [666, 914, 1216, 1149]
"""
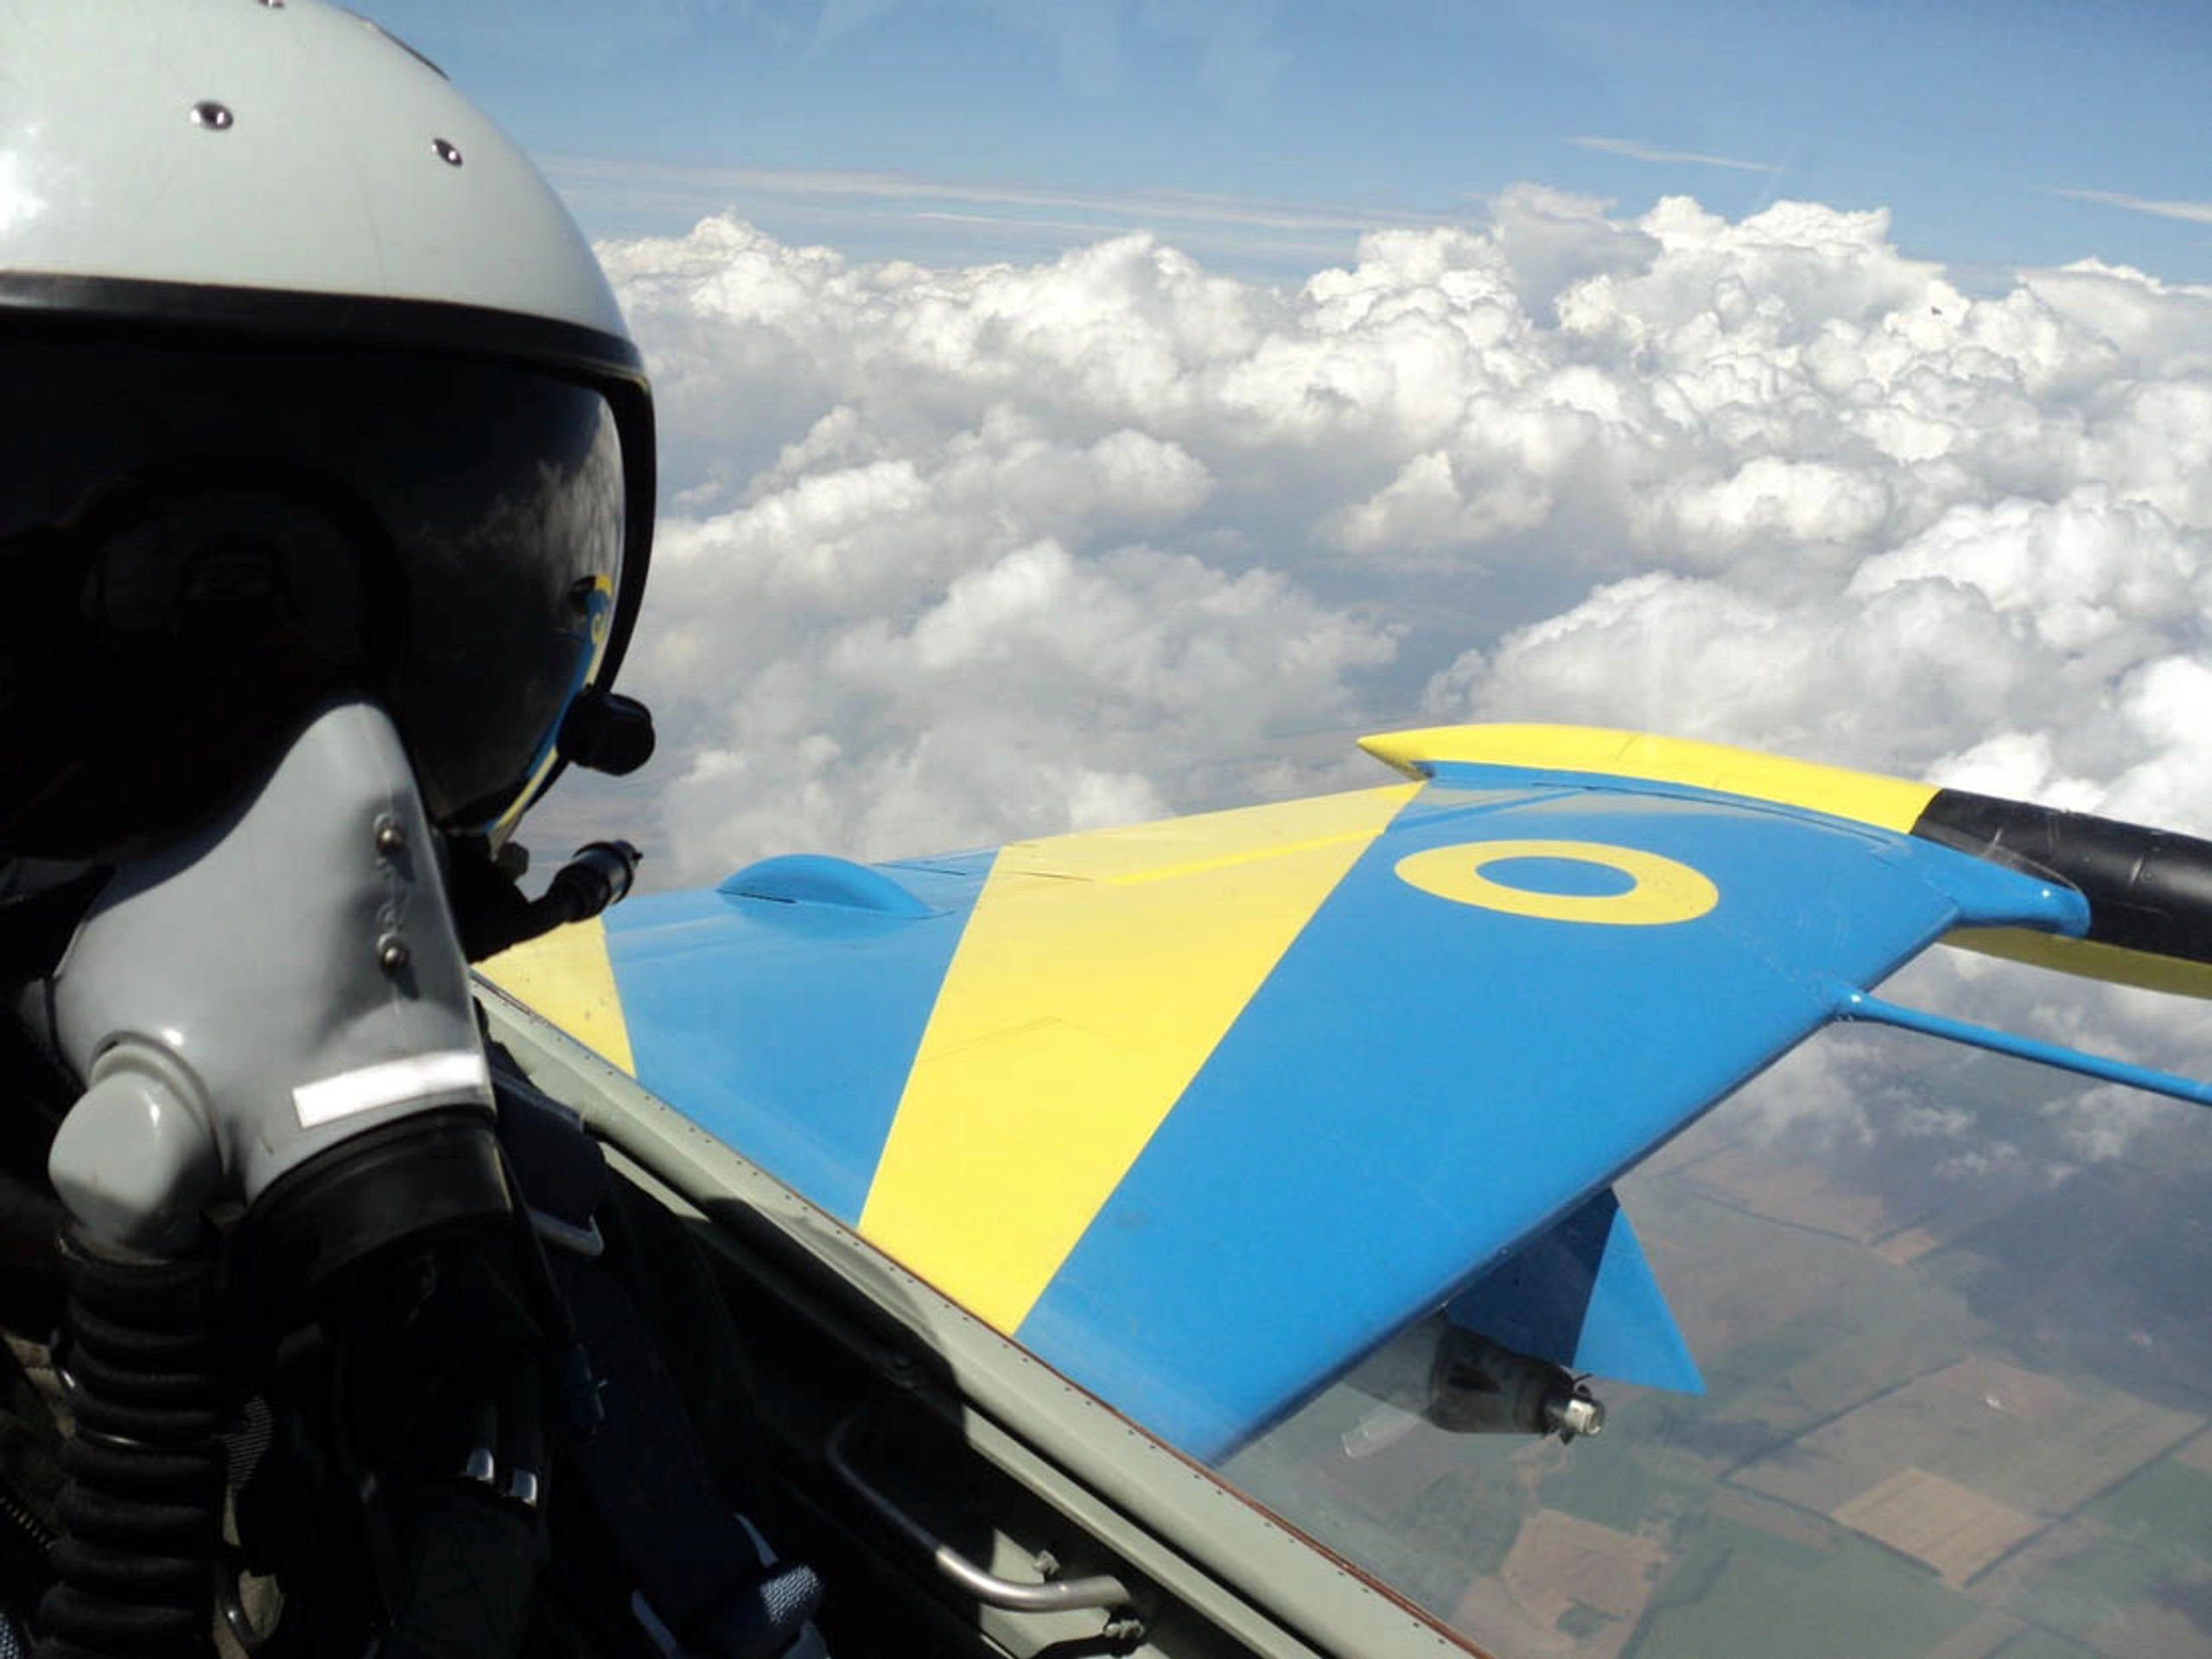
[0, 3, 815, 1654]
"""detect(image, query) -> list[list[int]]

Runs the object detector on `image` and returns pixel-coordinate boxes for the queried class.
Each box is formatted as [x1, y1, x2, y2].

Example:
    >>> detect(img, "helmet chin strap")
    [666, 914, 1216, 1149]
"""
[31, 696, 508, 1281]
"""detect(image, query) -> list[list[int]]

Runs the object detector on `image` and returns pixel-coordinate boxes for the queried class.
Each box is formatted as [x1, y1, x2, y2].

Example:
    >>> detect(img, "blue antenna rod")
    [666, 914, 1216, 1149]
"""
[1834, 988, 2212, 1109]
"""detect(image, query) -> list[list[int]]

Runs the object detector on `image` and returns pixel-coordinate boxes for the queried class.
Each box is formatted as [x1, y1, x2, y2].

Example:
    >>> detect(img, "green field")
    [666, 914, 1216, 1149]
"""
[1632, 1526, 1978, 1659]
[2006, 1461, 2212, 1646]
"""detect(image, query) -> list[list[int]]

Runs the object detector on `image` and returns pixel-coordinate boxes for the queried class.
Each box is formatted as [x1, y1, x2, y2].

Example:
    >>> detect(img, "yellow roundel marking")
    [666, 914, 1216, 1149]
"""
[1395, 838, 1719, 925]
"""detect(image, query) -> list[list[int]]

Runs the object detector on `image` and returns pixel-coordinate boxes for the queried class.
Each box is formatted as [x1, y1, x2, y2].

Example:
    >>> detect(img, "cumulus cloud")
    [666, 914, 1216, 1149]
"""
[585, 188, 2212, 1147]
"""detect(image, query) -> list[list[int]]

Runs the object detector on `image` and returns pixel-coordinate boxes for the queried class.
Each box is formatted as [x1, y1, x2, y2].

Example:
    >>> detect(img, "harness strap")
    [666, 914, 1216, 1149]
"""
[555, 1257, 823, 1659]
[490, 1046, 823, 1659]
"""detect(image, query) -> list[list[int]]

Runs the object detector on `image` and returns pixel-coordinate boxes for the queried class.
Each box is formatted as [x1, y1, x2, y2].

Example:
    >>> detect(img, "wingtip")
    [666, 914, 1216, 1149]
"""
[1355, 728, 1437, 779]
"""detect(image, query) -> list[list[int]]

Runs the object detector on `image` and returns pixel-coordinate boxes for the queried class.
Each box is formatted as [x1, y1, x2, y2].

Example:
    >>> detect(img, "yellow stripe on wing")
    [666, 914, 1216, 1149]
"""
[858, 782, 1421, 1333]
[475, 917, 637, 1075]
[1360, 724, 1938, 835]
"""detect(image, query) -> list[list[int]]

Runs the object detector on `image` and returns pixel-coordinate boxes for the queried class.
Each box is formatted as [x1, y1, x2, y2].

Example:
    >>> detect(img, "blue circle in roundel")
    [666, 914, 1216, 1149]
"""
[1477, 855, 1638, 899]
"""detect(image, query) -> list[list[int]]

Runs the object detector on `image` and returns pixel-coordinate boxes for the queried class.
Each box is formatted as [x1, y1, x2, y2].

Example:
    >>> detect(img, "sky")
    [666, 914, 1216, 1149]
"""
[351, 2, 2212, 1175]
[369, 0, 2212, 283]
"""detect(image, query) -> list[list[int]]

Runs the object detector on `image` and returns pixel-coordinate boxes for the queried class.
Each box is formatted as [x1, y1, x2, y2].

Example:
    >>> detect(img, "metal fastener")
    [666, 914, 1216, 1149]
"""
[190, 102, 234, 130]
[377, 936, 410, 975]
[1546, 1390, 1605, 1441]
[374, 820, 405, 855]
[431, 137, 462, 167]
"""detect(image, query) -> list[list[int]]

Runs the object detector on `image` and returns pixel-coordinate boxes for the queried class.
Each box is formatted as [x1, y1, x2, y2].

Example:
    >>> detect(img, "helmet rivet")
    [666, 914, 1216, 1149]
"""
[190, 102, 235, 130]
[432, 137, 463, 167]
[374, 819, 405, 855]
[377, 936, 410, 975]
[256, 0, 284, 8]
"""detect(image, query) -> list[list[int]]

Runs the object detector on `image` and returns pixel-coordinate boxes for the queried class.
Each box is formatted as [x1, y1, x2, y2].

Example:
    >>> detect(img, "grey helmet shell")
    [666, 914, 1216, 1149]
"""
[1, 0, 625, 334]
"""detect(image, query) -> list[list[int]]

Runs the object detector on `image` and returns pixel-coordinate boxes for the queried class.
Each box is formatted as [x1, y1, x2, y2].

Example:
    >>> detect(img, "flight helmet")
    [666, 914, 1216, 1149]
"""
[0, 0, 655, 860]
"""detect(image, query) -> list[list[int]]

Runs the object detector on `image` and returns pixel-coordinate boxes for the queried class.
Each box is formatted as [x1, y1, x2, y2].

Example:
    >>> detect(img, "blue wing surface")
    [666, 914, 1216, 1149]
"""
[480, 726, 2087, 1459]
[1444, 1187, 1705, 1395]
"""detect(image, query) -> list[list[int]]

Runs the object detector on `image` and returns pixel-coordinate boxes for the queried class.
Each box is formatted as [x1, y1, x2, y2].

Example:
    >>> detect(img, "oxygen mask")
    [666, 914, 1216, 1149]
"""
[28, 696, 509, 1289]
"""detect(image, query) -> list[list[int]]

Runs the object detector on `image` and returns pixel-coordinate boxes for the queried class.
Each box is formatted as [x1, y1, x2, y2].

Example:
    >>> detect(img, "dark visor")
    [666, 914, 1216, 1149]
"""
[0, 332, 629, 857]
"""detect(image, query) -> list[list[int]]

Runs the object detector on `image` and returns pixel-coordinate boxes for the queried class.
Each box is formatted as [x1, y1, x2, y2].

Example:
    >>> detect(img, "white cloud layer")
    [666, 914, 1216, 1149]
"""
[585, 188, 2212, 1155]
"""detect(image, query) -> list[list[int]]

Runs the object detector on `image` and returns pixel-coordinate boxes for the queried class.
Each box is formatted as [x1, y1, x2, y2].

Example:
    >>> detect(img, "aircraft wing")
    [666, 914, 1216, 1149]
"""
[479, 722, 2211, 1460]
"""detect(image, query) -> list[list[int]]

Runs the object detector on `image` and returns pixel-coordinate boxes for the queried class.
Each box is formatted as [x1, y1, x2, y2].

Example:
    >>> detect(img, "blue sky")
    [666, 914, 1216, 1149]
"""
[368, 0, 2212, 283]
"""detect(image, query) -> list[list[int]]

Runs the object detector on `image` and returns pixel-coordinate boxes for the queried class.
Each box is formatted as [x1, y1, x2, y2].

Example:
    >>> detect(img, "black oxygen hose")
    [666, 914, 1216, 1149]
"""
[33, 1230, 226, 1659]
[452, 840, 641, 963]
